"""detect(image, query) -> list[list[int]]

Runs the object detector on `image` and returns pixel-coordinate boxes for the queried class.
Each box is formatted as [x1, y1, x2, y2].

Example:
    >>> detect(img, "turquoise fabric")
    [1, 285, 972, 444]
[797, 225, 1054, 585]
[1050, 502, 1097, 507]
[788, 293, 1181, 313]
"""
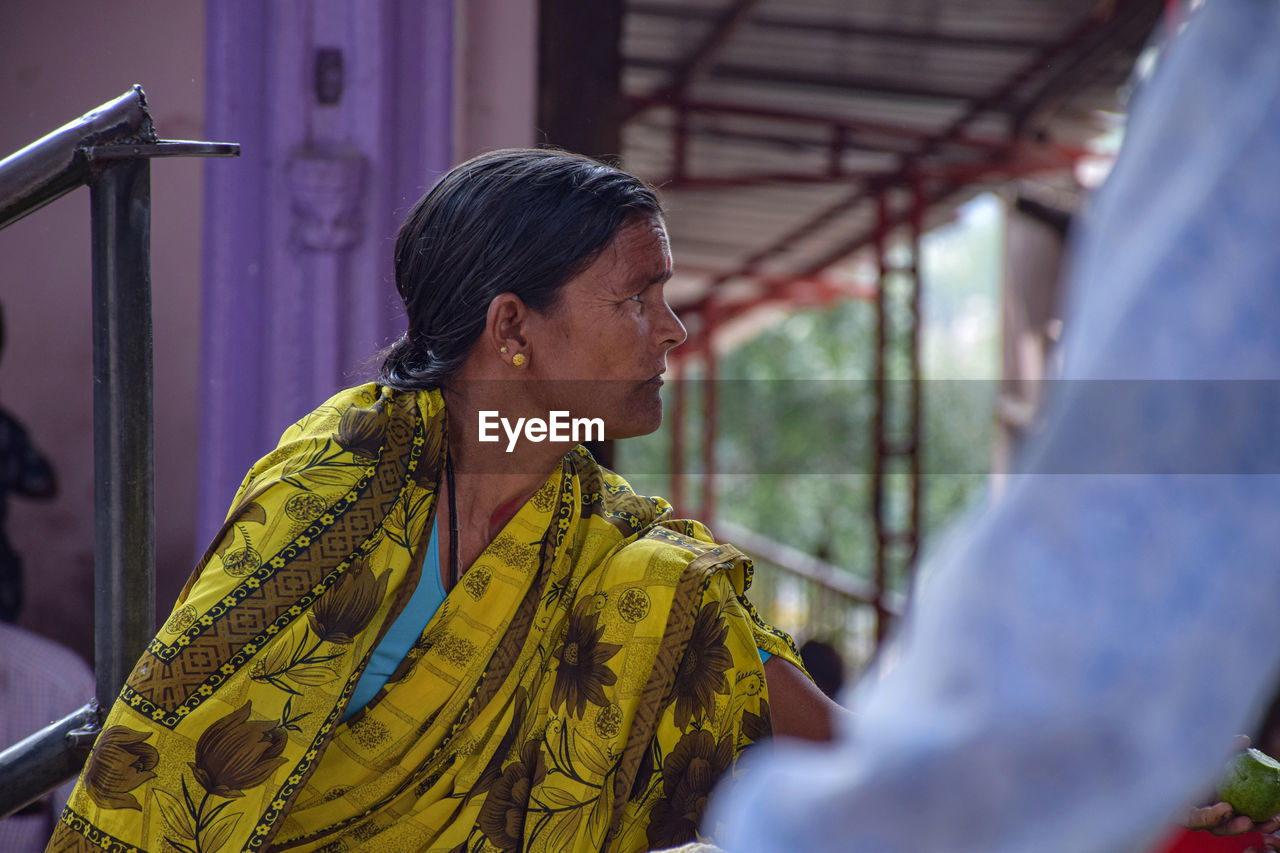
[343, 517, 446, 721]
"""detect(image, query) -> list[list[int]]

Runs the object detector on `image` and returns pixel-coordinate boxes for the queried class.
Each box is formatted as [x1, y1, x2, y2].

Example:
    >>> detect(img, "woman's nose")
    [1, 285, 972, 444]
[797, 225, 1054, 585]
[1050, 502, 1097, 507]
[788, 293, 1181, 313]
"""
[659, 300, 688, 351]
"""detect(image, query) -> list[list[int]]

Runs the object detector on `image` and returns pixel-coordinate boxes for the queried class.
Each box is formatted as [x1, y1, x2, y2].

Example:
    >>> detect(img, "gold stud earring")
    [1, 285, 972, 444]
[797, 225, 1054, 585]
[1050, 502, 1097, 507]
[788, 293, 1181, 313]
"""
[512, 353, 527, 368]
[499, 345, 508, 353]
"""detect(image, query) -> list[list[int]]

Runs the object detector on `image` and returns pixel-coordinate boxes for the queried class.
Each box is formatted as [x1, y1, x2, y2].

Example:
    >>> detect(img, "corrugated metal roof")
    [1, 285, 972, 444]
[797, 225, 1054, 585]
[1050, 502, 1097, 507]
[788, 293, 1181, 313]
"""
[621, 0, 1163, 313]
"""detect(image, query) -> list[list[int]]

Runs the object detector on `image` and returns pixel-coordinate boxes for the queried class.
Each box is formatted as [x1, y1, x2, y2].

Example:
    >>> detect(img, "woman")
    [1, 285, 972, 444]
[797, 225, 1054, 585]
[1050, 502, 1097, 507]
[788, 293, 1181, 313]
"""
[48, 149, 839, 853]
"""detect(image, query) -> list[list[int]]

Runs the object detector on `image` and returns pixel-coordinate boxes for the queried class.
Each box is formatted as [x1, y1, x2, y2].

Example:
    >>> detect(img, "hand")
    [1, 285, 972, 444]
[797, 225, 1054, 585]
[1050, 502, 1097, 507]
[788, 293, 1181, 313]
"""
[1176, 736, 1280, 848]
[1179, 800, 1269, 836]
[1177, 801, 1280, 852]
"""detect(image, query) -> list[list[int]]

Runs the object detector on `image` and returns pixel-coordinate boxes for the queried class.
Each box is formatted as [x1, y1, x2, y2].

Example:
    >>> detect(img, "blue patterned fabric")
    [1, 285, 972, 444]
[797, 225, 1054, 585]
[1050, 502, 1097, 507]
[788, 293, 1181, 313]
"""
[711, 4, 1280, 852]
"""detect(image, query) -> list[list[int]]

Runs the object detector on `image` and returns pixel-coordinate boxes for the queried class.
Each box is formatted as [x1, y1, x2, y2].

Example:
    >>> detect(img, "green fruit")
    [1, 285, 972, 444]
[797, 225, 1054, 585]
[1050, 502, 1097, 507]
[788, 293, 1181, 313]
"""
[1218, 748, 1280, 822]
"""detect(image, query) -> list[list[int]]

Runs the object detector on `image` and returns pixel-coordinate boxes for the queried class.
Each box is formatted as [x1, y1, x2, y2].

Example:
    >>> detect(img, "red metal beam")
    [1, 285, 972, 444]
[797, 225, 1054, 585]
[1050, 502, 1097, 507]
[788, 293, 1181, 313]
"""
[630, 95, 1094, 161]
[627, 94, 1017, 151]
[700, 305, 719, 524]
[629, 55, 988, 104]
[672, 104, 689, 182]
[871, 190, 891, 643]
[655, 144, 1081, 190]
[669, 357, 687, 515]
[905, 176, 925, 575]
[676, 273, 877, 325]
[663, 171, 883, 191]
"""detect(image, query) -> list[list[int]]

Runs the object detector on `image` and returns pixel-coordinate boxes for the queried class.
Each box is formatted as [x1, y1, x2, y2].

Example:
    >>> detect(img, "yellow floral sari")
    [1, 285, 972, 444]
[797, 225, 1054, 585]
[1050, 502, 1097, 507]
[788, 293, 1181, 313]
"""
[48, 384, 802, 852]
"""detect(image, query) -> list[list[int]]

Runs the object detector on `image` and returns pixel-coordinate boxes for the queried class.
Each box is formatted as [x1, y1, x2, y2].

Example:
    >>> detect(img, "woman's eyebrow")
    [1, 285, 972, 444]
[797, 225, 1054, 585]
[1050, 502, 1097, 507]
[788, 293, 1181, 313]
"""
[641, 267, 672, 287]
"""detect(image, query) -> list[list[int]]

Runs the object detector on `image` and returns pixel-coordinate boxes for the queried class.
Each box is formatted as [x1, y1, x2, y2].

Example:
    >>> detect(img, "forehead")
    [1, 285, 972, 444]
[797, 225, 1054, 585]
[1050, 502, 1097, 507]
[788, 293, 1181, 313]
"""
[591, 216, 670, 277]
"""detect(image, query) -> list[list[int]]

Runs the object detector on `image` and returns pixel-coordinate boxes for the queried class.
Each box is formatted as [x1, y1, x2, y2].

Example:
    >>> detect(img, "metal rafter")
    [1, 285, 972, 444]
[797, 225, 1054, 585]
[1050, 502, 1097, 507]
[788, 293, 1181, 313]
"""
[701, 183, 878, 290]
[630, 56, 990, 105]
[649, 0, 762, 100]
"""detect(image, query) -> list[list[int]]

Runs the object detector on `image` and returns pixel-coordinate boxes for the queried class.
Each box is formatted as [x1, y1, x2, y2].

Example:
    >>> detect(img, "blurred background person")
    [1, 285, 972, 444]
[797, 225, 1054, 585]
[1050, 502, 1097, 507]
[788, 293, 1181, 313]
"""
[0, 301, 57, 623]
[0, 301, 90, 850]
[799, 639, 847, 701]
[0, 620, 95, 852]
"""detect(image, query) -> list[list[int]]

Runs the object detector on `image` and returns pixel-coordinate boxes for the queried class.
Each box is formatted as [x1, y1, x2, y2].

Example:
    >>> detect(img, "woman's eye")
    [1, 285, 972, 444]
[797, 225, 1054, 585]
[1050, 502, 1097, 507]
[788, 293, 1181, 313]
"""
[628, 293, 644, 304]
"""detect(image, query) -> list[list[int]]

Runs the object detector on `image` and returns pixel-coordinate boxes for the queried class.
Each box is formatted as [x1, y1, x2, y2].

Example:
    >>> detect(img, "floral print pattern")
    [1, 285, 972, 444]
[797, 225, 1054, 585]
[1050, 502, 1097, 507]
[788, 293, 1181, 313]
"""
[191, 701, 289, 797]
[478, 739, 547, 850]
[645, 729, 735, 849]
[551, 597, 622, 718]
[82, 726, 158, 810]
[309, 558, 388, 644]
[333, 402, 386, 459]
[667, 601, 734, 728]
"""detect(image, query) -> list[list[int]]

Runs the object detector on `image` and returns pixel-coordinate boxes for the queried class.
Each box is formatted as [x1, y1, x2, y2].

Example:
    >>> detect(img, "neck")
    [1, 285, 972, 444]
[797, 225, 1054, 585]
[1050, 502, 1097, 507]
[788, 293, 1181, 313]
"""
[441, 384, 570, 538]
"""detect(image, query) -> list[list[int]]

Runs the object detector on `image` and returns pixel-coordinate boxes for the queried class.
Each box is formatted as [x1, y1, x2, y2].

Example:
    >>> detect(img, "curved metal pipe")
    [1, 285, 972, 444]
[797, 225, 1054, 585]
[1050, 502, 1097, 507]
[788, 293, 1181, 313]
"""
[0, 85, 155, 229]
[0, 702, 100, 820]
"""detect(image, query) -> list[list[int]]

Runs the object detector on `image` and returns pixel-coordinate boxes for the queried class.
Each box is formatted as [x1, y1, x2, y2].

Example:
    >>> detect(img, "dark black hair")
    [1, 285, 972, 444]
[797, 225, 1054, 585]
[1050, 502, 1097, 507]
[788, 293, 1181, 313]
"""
[379, 148, 663, 390]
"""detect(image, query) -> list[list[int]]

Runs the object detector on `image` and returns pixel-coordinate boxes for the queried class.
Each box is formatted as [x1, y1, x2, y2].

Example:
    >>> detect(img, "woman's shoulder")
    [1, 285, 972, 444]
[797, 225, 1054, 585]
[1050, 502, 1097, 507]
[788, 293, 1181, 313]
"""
[584, 457, 724, 549]
[228, 383, 439, 519]
[609, 507, 749, 583]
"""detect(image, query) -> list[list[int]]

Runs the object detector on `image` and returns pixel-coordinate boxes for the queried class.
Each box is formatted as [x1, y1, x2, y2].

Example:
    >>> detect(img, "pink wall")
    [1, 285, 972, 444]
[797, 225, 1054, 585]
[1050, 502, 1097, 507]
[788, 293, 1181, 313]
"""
[0, 0, 207, 661]
[455, 0, 539, 159]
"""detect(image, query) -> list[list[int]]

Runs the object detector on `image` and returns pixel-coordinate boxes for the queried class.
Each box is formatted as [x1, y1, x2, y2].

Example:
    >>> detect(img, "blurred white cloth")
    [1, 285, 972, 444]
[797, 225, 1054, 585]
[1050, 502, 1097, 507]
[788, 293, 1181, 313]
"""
[710, 3, 1280, 852]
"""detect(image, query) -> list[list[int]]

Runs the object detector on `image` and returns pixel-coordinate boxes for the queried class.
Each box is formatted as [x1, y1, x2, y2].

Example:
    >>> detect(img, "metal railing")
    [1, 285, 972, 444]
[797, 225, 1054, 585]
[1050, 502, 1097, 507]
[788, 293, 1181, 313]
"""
[716, 519, 905, 674]
[0, 85, 238, 819]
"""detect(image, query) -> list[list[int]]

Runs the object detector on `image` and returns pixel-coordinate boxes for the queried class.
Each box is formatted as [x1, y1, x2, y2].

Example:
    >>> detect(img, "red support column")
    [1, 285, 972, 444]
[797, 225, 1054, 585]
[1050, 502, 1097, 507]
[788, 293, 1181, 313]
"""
[670, 356, 687, 515]
[906, 174, 925, 574]
[701, 305, 719, 525]
[871, 191, 891, 644]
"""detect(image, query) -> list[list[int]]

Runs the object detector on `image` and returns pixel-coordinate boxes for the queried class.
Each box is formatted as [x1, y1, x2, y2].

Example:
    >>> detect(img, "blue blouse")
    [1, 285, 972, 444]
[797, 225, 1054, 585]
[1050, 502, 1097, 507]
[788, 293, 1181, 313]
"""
[342, 518, 446, 721]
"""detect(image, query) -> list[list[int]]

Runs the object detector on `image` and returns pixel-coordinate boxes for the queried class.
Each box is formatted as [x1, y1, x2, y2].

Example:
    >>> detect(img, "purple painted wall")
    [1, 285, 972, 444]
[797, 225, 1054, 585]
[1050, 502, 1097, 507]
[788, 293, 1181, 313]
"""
[197, 0, 455, 546]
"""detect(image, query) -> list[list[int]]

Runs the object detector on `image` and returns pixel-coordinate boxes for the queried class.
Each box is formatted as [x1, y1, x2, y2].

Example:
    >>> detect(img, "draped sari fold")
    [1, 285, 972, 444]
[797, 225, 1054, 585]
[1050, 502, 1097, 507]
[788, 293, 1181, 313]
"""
[48, 384, 803, 853]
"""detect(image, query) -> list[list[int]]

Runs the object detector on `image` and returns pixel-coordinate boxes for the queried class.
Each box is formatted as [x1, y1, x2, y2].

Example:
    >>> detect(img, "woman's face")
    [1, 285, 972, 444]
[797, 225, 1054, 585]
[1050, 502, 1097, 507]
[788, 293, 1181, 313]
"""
[523, 215, 687, 439]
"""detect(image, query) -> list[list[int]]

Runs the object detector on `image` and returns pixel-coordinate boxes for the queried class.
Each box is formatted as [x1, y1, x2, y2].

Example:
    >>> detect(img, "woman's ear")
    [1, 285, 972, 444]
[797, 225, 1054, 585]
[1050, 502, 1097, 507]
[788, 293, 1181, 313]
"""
[485, 293, 529, 360]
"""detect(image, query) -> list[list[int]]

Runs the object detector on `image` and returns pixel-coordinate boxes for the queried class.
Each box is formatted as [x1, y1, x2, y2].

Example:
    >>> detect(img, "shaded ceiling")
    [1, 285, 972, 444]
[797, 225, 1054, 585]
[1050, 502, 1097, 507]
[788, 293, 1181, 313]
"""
[620, 0, 1164, 321]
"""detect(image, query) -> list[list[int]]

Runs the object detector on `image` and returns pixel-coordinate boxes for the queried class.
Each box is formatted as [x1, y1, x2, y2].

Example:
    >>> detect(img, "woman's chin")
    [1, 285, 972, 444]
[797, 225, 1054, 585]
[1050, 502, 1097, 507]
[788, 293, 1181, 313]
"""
[603, 403, 663, 441]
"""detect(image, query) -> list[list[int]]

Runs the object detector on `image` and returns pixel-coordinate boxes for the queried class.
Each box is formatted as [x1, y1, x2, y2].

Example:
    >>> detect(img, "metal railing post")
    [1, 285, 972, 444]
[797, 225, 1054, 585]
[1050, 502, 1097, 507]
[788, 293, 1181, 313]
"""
[89, 157, 155, 704]
[0, 85, 238, 820]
